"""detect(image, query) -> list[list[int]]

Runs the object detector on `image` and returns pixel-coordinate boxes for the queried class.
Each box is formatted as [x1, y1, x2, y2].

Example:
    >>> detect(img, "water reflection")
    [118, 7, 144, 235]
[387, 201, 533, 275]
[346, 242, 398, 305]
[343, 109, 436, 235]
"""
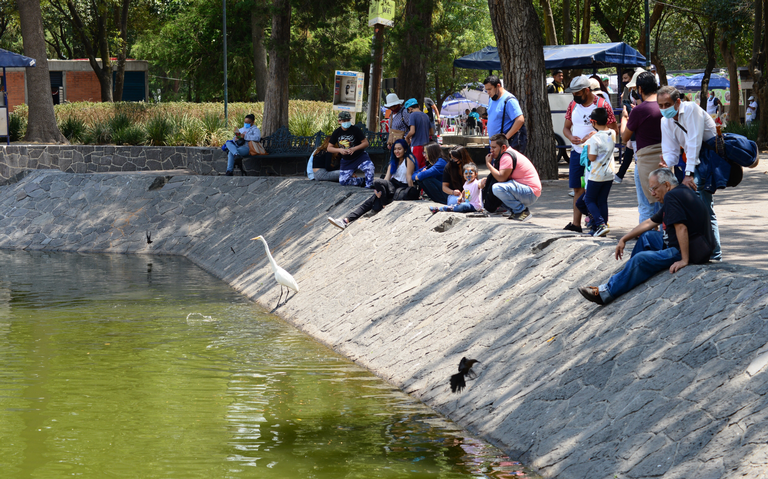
[0, 250, 538, 478]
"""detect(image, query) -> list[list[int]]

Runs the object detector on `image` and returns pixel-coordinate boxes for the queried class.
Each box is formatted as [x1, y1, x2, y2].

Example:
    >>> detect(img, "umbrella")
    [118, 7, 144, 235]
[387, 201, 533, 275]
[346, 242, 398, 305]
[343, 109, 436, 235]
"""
[458, 83, 489, 107]
[440, 99, 485, 118]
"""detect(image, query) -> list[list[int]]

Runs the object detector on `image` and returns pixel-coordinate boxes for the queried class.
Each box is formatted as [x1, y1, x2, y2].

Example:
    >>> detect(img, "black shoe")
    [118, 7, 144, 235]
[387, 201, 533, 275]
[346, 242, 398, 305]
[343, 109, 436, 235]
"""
[578, 286, 605, 305]
[225, 171, 234, 176]
[509, 208, 532, 222]
[563, 222, 583, 233]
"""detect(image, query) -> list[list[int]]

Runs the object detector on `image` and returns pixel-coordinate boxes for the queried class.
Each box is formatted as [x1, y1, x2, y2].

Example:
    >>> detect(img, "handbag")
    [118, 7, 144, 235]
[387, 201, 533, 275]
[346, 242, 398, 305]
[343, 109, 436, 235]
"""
[249, 140, 267, 156]
[235, 138, 246, 147]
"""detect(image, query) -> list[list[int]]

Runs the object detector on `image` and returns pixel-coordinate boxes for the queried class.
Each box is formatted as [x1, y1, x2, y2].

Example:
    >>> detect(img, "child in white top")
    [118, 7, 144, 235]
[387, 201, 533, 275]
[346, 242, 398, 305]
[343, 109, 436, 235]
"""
[576, 107, 615, 237]
[429, 162, 484, 214]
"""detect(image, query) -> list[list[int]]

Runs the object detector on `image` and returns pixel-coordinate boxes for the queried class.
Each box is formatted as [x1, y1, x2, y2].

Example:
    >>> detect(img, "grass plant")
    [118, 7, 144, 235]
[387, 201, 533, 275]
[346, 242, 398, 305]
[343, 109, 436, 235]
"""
[58, 117, 87, 143]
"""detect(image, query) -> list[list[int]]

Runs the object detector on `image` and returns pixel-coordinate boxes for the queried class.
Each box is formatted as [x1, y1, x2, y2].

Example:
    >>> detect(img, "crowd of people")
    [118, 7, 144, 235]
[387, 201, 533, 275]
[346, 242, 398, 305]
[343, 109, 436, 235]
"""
[230, 65, 739, 306]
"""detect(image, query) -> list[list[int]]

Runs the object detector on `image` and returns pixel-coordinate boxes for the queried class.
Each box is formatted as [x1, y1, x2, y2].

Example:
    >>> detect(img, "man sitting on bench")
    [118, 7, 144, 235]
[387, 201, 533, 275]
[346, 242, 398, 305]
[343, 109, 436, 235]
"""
[224, 114, 261, 176]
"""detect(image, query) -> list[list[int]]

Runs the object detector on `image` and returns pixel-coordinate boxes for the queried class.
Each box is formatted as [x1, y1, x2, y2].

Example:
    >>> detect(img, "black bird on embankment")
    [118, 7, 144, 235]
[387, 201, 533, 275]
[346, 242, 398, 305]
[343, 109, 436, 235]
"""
[450, 357, 480, 393]
[146, 231, 153, 245]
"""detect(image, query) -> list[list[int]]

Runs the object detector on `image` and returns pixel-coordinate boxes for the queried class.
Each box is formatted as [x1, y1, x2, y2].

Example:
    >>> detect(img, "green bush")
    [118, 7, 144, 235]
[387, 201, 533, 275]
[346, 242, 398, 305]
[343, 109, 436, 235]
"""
[170, 115, 205, 146]
[85, 121, 112, 145]
[201, 112, 225, 138]
[112, 125, 146, 146]
[108, 113, 132, 133]
[145, 115, 173, 146]
[724, 121, 759, 142]
[289, 111, 317, 137]
[8, 113, 26, 142]
[59, 117, 87, 143]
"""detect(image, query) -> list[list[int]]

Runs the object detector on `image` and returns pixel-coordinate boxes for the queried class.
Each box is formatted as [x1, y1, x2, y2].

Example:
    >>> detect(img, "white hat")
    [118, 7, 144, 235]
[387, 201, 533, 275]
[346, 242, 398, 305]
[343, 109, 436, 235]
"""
[565, 75, 591, 93]
[626, 69, 644, 88]
[749, 95, 755, 101]
[589, 78, 600, 91]
[384, 93, 404, 108]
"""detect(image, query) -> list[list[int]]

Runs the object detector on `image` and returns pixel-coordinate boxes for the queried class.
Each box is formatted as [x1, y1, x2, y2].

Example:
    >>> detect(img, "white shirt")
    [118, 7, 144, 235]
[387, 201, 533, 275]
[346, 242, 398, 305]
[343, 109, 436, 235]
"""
[392, 158, 409, 183]
[706, 96, 719, 115]
[585, 130, 616, 182]
[746, 101, 758, 122]
[660, 101, 717, 173]
[233, 125, 261, 142]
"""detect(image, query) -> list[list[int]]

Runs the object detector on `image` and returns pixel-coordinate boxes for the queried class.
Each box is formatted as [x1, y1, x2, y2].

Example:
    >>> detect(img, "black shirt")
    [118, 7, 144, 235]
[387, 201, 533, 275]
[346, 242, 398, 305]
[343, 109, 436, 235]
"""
[329, 125, 367, 170]
[312, 151, 339, 171]
[442, 162, 464, 191]
[650, 184, 714, 264]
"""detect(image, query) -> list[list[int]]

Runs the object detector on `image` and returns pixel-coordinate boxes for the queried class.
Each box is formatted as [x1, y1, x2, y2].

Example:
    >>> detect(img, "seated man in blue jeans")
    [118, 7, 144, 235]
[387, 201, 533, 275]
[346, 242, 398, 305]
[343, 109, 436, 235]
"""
[579, 168, 714, 305]
[224, 114, 261, 176]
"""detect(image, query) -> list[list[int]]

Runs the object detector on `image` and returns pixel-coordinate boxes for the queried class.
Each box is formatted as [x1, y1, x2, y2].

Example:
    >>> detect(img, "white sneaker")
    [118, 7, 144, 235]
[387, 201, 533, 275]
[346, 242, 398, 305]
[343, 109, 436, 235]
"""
[613, 174, 623, 184]
[568, 189, 575, 197]
[328, 217, 347, 230]
[593, 224, 610, 237]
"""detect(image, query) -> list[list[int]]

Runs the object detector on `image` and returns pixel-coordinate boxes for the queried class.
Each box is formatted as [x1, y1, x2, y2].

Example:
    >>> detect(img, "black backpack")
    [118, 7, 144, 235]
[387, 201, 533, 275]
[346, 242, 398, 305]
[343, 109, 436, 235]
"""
[482, 150, 517, 212]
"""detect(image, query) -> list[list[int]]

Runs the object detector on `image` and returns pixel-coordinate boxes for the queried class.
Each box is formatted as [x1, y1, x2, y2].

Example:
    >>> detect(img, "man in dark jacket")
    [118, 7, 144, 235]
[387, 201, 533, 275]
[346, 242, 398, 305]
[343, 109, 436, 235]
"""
[578, 168, 714, 305]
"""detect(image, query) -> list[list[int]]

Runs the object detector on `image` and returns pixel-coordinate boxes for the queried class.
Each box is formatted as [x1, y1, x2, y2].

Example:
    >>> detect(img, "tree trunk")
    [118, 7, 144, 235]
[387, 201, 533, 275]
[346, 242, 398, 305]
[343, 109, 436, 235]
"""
[396, 0, 434, 104]
[113, 0, 130, 101]
[16, 0, 67, 143]
[592, 0, 621, 42]
[750, 0, 768, 147]
[261, 0, 290, 136]
[720, 39, 740, 125]
[580, 0, 591, 43]
[487, 0, 556, 179]
[540, 0, 558, 45]
[651, 53, 668, 86]
[251, 0, 268, 102]
[563, 0, 572, 44]
[700, 24, 717, 107]
[636, 3, 664, 61]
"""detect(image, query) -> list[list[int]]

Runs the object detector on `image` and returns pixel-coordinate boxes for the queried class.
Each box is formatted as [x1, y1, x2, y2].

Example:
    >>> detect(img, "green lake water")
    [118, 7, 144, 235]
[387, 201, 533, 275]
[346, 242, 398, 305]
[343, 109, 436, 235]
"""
[0, 250, 535, 478]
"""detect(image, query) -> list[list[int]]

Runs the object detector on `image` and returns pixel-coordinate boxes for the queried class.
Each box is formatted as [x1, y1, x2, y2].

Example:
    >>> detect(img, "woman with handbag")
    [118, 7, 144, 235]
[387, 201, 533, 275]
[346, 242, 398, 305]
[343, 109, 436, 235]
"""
[328, 139, 419, 230]
[223, 114, 261, 176]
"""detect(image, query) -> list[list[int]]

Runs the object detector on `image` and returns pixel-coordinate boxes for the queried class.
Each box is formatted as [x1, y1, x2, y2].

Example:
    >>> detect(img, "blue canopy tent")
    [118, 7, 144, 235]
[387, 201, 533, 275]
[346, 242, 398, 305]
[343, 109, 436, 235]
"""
[668, 73, 730, 91]
[453, 42, 646, 71]
[0, 48, 36, 144]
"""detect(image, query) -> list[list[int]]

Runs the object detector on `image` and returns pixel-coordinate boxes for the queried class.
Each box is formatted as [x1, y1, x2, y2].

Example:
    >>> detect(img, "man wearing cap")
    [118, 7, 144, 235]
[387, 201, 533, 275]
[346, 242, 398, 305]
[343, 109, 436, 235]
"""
[657, 85, 721, 261]
[404, 98, 433, 169]
[547, 70, 564, 93]
[746, 95, 758, 124]
[484, 75, 527, 154]
[327, 111, 375, 188]
[563, 74, 617, 232]
[650, 64, 660, 85]
[385, 93, 409, 149]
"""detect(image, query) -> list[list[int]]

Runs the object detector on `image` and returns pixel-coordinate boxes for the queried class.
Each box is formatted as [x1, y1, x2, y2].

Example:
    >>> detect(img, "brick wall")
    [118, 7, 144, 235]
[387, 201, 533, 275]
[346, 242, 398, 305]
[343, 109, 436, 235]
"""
[1, 72, 26, 112]
[66, 71, 102, 102]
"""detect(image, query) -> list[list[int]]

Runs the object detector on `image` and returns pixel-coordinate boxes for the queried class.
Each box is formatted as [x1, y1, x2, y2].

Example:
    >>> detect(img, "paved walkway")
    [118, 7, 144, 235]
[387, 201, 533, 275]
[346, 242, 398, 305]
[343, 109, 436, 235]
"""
[472, 155, 768, 270]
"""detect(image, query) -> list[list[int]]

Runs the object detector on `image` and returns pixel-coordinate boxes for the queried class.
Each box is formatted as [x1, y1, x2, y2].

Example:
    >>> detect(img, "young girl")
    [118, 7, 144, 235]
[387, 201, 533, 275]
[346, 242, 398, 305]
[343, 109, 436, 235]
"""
[429, 162, 484, 214]
[442, 146, 473, 206]
[328, 139, 419, 230]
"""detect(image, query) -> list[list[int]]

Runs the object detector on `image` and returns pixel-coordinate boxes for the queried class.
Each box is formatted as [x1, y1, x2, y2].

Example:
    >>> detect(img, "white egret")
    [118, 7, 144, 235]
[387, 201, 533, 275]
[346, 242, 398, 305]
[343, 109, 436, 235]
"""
[251, 235, 299, 307]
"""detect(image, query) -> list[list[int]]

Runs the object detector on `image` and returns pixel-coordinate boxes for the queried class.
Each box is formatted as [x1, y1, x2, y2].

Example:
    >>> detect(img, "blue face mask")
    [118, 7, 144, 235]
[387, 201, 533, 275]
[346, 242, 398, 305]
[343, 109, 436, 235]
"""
[341, 122, 352, 129]
[660, 105, 677, 119]
[243, 122, 251, 129]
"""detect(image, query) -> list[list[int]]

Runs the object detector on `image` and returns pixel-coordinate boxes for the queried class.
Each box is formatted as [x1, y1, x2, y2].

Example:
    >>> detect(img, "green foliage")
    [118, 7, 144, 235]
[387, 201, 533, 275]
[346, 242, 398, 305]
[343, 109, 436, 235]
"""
[170, 115, 206, 147]
[288, 111, 317, 137]
[108, 113, 132, 133]
[200, 112, 225, 138]
[112, 125, 147, 146]
[8, 113, 26, 142]
[58, 117, 87, 143]
[85, 121, 112, 145]
[724, 120, 759, 141]
[145, 115, 174, 146]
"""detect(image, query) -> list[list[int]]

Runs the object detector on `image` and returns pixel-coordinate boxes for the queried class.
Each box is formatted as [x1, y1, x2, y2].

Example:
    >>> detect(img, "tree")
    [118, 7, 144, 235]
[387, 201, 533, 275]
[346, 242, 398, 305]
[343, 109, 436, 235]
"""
[262, 0, 291, 136]
[16, 0, 66, 143]
[748, 0, 768, 146]
[488, 0, 556, 179]
[395, 0, 435, 104]
[251, 0, 268, 101]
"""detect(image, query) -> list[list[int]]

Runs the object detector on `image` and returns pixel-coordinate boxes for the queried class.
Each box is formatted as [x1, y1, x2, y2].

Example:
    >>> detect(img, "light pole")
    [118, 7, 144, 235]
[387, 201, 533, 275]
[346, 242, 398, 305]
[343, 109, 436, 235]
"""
[644, 0, 651, 68]
[223, 0, 229, 127]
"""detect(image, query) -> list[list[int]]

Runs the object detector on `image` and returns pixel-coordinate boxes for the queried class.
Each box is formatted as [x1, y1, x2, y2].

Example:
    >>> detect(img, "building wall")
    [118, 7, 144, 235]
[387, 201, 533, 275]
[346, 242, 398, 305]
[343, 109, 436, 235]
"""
[2, 72, 26, 112]
[66, 71, 102, 102]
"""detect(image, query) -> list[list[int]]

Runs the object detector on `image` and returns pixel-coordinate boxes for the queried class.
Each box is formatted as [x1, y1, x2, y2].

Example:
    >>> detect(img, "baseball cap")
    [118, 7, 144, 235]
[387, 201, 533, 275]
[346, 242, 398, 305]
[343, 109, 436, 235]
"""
[403, 98, 418, 109]
[337, 111, 352, 120]
[565, 75, 591, 93]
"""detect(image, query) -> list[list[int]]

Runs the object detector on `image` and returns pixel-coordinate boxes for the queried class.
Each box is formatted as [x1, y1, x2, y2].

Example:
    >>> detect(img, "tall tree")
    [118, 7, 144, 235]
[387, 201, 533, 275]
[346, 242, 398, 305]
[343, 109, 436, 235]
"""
[16, 0, 66, 143]
[563, 0, 572, 44]
[113, 0, 131, 101]
[540, 0, 558, 45]
[396, 0, 434, 104]
[748, 0, 768, 146]
[262, 0, 291, 136]
[488, 0, 556, 179]
[251, 0, 268, 101]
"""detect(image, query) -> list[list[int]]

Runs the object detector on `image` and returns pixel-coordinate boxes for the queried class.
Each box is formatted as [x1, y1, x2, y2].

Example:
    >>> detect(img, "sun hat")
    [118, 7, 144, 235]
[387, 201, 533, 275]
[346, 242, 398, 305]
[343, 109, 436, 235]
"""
[565, 75, 591, 93]
[383, 93, 404, 108]
[403, 98, 418, 109]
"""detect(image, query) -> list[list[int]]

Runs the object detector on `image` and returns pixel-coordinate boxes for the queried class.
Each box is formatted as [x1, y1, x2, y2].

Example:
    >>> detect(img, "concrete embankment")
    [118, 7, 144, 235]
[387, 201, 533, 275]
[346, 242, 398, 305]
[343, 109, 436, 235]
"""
[1, 170, 767, 479]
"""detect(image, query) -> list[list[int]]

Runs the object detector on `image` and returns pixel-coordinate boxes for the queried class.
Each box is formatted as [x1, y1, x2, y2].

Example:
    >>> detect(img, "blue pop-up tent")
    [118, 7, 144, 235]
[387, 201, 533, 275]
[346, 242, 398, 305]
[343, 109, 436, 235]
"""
[453, 42, 646, 71]
[668, 73, 730, 91]
[0, 48, 36, 144]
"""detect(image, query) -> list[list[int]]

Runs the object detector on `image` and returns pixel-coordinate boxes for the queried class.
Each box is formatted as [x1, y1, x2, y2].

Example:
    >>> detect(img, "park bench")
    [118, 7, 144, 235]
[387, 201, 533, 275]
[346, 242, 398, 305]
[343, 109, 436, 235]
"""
[234, 124, 389, 176]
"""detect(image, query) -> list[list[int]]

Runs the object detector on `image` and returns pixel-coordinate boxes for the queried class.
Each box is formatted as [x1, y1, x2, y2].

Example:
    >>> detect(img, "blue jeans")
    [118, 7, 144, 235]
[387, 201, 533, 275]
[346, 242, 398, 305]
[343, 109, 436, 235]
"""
[635, 165, 661, 223]
[694, 167, 721, 261]
[492, 180, 538, 214]
[569, 149, 585, 188]
[447, 195, 459, 206]
[420, 176, 448, 204]
[440, 202, 476, 213]
[225, 141, 250, 173]
[576, 180, 612, 226]
[339, 159, 375, 188]
[601, 230, 681, 303]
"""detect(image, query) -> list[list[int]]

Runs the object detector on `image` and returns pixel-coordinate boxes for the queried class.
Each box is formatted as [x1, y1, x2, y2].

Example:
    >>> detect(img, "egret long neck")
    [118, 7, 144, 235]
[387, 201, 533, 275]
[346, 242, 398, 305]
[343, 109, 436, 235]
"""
[260, 239, 278, 272]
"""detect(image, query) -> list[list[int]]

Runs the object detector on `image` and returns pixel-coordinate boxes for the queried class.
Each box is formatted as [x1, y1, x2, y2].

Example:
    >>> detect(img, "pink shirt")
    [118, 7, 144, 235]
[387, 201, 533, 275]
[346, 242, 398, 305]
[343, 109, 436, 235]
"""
[462, 179, 483, 210]
[498, 148, 542, 196]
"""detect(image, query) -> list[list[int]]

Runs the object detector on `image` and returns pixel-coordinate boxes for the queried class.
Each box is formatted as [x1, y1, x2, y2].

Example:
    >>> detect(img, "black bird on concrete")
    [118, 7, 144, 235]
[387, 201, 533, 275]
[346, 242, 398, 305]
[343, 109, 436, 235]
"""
[450, 357, 480, 393]
[231, 247, 236, 254]
[146, 231, 153, 245]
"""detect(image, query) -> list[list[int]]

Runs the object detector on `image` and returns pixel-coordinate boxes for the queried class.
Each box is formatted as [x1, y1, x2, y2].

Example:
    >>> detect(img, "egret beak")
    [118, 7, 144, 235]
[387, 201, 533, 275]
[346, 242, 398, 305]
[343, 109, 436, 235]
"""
[250, 236, 262, 241]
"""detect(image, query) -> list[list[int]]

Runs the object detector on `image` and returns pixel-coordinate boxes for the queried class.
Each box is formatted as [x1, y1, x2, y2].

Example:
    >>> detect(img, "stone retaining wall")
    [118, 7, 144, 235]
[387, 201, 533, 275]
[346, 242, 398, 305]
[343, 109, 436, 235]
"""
[1, 170, 767, 479]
